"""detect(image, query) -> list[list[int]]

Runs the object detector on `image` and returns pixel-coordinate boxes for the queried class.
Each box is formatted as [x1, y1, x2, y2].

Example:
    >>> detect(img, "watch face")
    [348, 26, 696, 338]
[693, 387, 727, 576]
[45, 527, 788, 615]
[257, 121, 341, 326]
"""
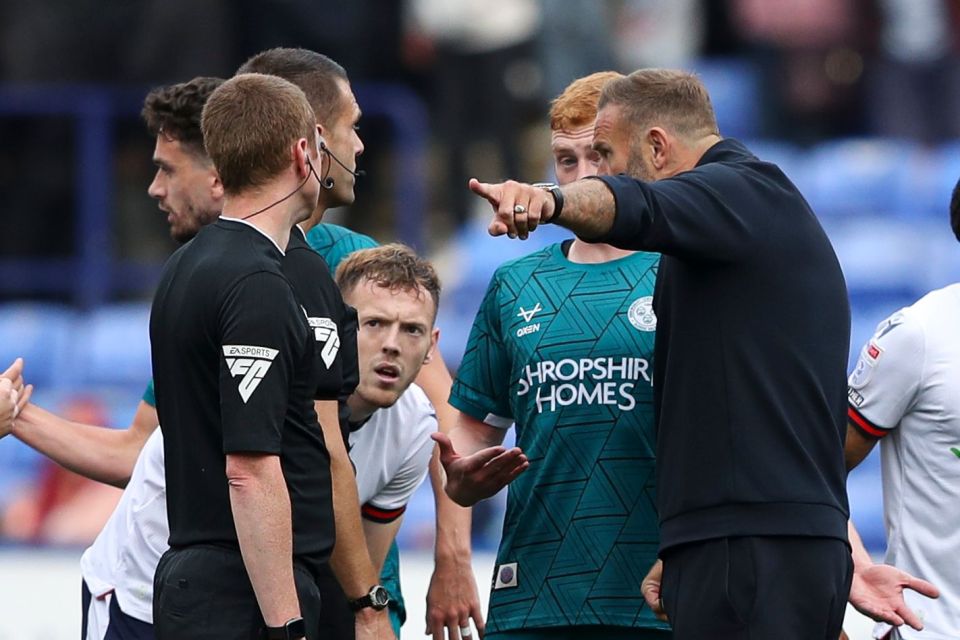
[371, 586, 390, 608]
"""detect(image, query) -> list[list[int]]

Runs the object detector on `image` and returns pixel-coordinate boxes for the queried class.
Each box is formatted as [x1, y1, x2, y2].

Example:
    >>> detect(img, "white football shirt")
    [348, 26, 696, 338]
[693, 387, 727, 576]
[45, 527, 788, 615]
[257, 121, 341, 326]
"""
[848, 283, 960, 640]
[79, 384, 436, 624]
[80, 428, 166, 624]
[349, 383, 436, 522]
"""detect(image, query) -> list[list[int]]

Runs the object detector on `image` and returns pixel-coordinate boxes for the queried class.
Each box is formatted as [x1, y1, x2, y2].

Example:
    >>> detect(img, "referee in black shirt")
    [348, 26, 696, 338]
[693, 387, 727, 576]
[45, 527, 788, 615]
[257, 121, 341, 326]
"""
[467, 69, 853, 639]
[150, 73, 331, 640]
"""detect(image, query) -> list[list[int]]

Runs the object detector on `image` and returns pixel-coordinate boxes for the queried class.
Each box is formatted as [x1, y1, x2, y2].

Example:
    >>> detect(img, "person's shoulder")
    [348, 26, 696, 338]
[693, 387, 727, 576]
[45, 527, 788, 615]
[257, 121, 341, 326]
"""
[912, 282, 960, 313]
[285, 230, 333, 271]
[204, 219, 285, 271]
[898, 283, 960, 337]
[492, 244, 559, 278]
[306, 222, 378, 249]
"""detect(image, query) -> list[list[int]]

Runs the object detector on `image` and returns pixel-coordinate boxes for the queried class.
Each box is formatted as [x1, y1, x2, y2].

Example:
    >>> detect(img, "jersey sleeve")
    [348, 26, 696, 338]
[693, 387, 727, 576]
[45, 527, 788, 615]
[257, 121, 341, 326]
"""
[362, 405, 436, 522]
[305, 224, 379, 272]
[336, 304, 360, 446]
[448, 273, 514, 428]
[218, 272, 306, 455]
[593, 166, 765, 262]
[847, 310, 924, 438]
[142, 380, 156, 407]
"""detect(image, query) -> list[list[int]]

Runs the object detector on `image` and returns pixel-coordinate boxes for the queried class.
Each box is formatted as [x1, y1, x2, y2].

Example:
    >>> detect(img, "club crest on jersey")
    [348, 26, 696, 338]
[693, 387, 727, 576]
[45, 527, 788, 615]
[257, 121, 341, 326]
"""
[307, 317, 341, 369]
[493, 562, 518, 590]
[849, 341, 881, 389]
[627, 296, 656, 331]
[223, 345, 279, 403]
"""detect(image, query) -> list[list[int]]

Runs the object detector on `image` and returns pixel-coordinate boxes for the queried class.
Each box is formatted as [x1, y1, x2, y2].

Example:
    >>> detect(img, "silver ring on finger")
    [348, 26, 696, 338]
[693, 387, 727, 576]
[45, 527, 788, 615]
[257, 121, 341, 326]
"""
[460, 626, 473, 638]
[513, 204, 527, 214]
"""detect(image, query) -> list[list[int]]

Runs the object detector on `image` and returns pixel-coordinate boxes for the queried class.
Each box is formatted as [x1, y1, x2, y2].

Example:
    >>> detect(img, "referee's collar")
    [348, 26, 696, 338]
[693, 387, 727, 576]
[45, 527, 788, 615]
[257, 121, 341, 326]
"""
[218, 215, 286, 256]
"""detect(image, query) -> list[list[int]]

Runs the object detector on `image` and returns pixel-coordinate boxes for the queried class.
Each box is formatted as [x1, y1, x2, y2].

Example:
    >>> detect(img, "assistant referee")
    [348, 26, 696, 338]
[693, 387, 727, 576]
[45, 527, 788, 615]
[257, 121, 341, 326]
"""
[149, 73, 333, 640]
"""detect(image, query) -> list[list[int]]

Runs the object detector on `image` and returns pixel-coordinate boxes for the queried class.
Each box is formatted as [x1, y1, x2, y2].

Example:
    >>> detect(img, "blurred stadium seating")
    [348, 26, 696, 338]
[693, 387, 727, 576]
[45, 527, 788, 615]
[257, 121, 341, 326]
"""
[3, 136, 958, 553]
[2, 89, 959, 553]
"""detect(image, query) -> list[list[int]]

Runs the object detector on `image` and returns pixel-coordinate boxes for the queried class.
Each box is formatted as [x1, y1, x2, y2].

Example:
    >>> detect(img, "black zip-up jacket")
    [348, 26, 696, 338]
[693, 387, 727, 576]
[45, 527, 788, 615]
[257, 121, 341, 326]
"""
[594, 139, 850, 552]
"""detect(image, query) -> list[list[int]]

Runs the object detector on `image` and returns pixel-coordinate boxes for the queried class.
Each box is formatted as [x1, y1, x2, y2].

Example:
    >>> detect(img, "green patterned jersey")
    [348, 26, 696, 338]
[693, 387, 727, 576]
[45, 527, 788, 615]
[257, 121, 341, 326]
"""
[450, 243, 667, 633]
[305, 222, 378, 274]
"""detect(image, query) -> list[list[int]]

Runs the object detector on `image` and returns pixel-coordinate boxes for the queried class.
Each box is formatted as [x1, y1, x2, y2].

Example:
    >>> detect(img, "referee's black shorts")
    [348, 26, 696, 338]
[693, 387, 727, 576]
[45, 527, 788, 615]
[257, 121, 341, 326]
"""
[660, 536, 852, 640]
[153, 545, 322, 640]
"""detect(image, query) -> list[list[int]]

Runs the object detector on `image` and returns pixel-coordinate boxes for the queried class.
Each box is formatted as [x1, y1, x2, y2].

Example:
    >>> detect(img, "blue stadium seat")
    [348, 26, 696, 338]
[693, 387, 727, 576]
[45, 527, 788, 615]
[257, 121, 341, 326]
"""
[905, 140, 960, 219]
[804, 139, 920, 220]
[0, 303, 77, 387]
[689, 58, 762, 140]
[66, 302, 152, 388]
[741, 139, 807, 192]
[438, 217, 571, 368]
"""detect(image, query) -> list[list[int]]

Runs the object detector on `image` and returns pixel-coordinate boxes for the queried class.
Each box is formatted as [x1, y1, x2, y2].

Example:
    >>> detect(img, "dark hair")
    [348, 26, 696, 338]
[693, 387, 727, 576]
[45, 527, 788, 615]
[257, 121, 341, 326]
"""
[598, 68, 719, 139]
[237, 48, 348, 124]
[201, 73, 316, 196]
[951, 176, 960, 242]
[335, 244, 441, 318]
[142, 77, 224, 154]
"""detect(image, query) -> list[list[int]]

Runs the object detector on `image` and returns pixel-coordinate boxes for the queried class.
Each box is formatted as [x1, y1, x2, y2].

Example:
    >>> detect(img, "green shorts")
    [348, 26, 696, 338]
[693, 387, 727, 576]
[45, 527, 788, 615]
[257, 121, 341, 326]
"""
[485, 627, 672, 640]
[381, 541, 405, 636]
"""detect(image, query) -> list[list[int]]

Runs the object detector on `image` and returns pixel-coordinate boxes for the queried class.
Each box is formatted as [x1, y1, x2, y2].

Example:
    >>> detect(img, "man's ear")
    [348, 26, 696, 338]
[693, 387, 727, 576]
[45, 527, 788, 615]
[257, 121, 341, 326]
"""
[423, 327, 440, 364]
[648, 127, 670, 171]
[208, 167, 224, 202]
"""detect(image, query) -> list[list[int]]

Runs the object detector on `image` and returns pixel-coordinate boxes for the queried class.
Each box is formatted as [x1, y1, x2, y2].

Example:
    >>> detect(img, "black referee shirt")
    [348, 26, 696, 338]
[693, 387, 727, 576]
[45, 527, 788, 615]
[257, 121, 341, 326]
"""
[150, 218, 337, 573]
[286, 225, 360, 445]
[595, 139, 851, 552]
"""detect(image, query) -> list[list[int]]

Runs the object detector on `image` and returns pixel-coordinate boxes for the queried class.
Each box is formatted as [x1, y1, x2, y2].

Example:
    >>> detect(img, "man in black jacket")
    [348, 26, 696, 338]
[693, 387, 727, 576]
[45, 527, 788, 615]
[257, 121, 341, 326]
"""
[464, 68, 852, 639]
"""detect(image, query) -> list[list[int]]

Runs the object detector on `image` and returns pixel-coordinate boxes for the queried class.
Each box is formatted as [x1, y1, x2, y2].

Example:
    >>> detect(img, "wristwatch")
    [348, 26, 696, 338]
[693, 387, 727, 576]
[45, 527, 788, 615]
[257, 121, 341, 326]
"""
[348, 585, 391, 611]
[531, 182, 564, 223]
[264, 616, 305, 640]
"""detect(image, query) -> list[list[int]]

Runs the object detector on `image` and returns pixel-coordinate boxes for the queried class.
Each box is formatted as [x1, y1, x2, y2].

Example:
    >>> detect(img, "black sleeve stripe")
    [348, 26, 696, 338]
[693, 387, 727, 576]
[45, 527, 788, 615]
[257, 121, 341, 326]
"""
[847, 405, 888, 440]
[361, 503, 406, 524]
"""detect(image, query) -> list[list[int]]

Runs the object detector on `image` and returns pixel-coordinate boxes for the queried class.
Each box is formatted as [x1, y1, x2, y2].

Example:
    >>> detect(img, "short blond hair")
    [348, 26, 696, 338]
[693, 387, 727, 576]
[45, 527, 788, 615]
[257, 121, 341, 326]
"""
[335, 244, 441, 319]
[201, 73, 316, 195]
[549, 71, 624, 132]
[598, 69, 719, 138]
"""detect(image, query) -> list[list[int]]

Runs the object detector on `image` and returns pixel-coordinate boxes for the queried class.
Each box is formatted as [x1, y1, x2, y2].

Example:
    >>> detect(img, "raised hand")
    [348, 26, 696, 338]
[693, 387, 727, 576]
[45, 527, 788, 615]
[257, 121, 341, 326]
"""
[468, 179, 553, 240]
[431, 432, 529, 506]
[0, 377, 19, 438]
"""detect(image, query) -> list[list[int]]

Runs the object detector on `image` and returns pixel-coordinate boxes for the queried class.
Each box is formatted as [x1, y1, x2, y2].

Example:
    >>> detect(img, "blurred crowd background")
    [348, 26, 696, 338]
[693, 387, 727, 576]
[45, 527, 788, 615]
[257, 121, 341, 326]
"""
[1, 0, 959, 556]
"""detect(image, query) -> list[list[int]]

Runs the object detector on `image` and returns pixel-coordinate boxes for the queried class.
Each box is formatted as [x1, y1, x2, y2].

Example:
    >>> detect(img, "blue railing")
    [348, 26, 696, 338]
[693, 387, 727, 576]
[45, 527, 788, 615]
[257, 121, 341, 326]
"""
[0, 82, 429, 306]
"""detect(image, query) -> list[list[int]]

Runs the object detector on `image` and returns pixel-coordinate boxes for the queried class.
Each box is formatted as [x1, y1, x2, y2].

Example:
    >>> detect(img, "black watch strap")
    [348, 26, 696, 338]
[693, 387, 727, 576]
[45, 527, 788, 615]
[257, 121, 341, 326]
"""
[532, 182, 564, 223]
[348, 585, 390, 611]
[264, 616, 305, 640]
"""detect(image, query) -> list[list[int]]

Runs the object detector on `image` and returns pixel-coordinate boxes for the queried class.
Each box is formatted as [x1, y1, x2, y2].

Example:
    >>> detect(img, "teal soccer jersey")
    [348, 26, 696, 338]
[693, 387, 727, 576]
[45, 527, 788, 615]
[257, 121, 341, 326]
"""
[306, 222, 378, 274]
[450, 243, 667, 634]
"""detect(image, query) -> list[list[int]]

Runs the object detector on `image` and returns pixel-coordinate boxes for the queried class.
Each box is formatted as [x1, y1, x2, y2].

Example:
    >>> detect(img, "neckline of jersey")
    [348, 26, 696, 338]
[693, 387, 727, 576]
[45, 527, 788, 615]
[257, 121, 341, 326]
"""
[218, 215, 286, 256]
[549, 242, 654, 271]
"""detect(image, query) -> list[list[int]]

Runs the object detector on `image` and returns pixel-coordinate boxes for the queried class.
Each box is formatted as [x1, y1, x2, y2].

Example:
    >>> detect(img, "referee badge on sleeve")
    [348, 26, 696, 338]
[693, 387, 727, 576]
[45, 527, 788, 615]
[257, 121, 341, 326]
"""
[307, 317, 340, 368]
[223, 345, 279, 403]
